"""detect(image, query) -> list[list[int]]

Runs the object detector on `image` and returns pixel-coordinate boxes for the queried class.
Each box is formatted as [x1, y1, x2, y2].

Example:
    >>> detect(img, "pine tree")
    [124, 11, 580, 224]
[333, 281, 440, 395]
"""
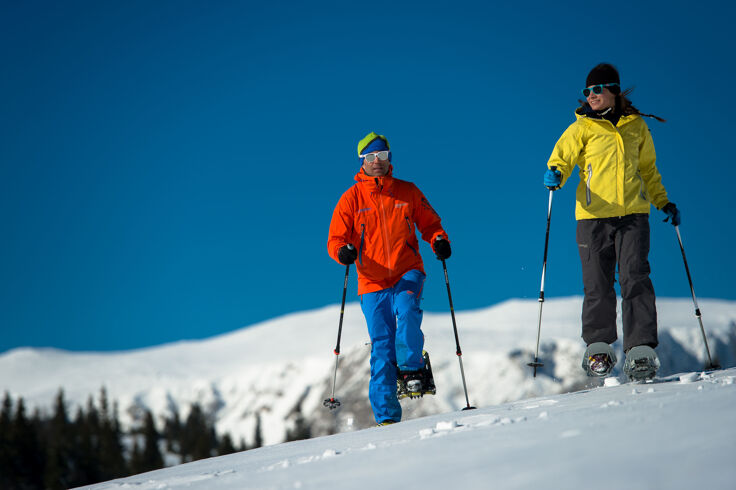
[11, 397, 45, 489]
[43, 389, 74, 490]
[0, 392, 13, 489]
[217, 433, 237, 456]
[139, 410, 164, 472]
[253, 413, 263, 449]
[129, 436, 144, 475]
[181, 403, 214, 462]
[285, 408, 312, 442]
[97, 389, 127, 480]
[71, 401, 101, 486]
[163, 410, 182, 455]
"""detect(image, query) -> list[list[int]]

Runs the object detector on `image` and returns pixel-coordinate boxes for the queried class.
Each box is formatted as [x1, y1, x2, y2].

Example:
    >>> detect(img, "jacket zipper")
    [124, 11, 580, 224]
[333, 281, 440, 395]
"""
[378, 193, 392, 272]
[586, 163, 593, 206]
[359, 224, 365, 266]
[405, 217, 418, 255]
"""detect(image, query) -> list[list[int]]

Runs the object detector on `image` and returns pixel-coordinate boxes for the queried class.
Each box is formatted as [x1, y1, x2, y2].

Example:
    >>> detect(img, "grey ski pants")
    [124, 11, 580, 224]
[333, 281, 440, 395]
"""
[576, 214, 658, 352]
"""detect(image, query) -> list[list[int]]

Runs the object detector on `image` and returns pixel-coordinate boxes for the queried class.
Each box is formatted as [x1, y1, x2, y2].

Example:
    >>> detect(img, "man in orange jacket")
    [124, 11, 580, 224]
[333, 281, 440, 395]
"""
[327, 131, 451, 425]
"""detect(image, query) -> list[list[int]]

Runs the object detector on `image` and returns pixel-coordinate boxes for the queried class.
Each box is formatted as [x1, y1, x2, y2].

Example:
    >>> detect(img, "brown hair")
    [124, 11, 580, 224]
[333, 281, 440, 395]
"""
[577, 88, 666, 122]
[617, 87, 666, 122]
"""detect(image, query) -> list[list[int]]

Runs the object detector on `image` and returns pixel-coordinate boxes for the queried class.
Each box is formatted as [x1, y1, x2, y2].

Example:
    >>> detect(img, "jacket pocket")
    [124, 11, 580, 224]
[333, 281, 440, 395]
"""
[585, 164, 593, 206]
[636, 170, 647, 201]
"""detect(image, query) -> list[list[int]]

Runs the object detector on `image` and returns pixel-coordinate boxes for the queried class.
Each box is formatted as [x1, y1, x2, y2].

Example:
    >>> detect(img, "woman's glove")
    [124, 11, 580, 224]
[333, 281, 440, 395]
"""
[662, 202, 681, 226]
[543, 168, 562, 190]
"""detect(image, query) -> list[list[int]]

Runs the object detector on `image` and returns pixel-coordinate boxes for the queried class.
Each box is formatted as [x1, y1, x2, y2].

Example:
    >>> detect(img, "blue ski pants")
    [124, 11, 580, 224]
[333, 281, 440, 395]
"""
[360, 269, 426, 423]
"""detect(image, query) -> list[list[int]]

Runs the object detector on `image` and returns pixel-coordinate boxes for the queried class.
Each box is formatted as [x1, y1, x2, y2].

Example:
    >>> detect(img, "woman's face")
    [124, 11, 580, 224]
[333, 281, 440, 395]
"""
[587, 86, 617, 111]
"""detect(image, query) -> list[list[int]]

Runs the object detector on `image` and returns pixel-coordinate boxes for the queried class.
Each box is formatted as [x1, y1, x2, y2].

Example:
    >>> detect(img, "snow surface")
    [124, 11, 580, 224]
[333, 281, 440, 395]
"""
[1, 297, 735, 450]
[74, 367, 736, 490]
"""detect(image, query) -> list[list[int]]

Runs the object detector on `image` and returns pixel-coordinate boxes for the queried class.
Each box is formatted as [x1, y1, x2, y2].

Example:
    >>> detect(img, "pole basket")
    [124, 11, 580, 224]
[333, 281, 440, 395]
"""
[323, 397, 341, 410]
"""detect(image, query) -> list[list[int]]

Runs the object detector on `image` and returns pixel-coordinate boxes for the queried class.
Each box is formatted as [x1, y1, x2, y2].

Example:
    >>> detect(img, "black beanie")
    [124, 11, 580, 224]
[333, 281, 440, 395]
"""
[586, 63, 620, 87]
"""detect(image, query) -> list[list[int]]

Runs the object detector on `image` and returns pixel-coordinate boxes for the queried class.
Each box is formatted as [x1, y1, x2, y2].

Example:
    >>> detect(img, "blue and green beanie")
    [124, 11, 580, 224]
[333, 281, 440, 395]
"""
[357, 132, 391, 163]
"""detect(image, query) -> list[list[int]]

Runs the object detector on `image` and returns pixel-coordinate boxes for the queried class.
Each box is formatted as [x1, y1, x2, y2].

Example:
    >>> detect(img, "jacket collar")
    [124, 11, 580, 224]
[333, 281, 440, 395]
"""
[576, 104, 638, 127]
[354, 165, 394, 192]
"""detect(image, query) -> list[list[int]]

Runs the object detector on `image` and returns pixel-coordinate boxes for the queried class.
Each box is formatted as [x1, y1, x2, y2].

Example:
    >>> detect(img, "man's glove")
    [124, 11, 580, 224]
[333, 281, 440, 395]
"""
[544, 168, 562, 190]
[338, 244, 357, 265]
[662, 202, 681, 226]
[433, 237, 451, 260]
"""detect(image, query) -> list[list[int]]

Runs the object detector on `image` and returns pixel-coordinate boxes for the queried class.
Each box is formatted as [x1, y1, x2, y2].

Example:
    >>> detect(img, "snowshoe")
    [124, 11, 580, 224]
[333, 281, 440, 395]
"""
[623, 345, 659, 382]
[582, 342, 617, 377]
[397, 350, 436, 399]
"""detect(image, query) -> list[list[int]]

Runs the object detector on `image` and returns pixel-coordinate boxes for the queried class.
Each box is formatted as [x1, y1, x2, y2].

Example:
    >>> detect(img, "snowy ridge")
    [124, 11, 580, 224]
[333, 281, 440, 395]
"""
[1, 297, 735, 447]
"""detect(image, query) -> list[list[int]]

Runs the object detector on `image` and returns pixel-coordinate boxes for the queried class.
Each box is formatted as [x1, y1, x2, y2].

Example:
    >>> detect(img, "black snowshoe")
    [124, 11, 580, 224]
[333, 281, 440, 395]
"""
[623, 345, 659, 382]
[582, 342, 617, 377]
[397, 350, 436, 399]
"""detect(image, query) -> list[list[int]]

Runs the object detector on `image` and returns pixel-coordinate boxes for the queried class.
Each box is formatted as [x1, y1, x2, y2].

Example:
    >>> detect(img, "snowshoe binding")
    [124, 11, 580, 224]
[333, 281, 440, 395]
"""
[582, 342, 617, 377]
[623, 345, 659, 382]
[397, 350, 436, 399]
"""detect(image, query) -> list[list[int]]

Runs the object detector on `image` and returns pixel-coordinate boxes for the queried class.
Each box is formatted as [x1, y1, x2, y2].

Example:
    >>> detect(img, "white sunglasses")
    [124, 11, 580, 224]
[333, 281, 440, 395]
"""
[359, 151, 389, 163]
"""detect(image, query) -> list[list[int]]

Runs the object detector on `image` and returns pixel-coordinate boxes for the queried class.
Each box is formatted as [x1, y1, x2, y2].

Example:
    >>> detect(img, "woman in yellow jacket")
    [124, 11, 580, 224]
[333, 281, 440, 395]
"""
[544, 63, 681, 381]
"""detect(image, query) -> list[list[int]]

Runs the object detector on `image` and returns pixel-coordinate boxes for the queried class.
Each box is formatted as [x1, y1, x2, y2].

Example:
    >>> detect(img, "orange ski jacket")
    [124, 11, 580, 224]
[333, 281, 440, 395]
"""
[328, 166, 448, 295]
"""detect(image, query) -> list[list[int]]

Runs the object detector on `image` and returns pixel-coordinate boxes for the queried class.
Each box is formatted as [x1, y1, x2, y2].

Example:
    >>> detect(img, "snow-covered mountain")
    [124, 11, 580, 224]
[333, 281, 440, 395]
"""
[74, 366, 736, 490]
[1, 297, 735, 448]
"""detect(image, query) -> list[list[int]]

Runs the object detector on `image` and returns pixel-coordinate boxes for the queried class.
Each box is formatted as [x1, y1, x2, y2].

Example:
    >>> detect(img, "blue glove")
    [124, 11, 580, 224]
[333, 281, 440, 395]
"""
[544, 168, 562, 190]
[662, 202, 681, 226]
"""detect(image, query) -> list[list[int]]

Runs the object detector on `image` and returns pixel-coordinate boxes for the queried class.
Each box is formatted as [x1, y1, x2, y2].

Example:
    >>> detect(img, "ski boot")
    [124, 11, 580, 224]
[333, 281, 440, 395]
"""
[623, 345, 659, 382]
[582, 342, 617, 377]
[397, 350, 437, 399]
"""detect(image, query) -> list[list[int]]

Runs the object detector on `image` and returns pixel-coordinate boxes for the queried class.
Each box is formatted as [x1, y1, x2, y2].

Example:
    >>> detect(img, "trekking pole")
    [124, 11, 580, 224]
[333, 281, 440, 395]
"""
[673, 225, 720, 370]
[528, 181, 556, 377]
[441, 259, 476, 410]
[323, 247, 353, 410]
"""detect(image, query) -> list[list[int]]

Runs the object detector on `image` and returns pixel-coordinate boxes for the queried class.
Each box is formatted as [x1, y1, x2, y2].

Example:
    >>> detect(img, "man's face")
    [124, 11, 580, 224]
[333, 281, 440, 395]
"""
[361, 151, 390, 176]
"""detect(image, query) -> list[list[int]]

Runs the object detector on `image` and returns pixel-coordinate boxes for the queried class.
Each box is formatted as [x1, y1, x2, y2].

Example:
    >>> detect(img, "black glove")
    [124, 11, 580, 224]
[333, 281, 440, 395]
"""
[662, 202, 681, 226]
[338, 244, 357, 265]
[433, 238, 451, 260]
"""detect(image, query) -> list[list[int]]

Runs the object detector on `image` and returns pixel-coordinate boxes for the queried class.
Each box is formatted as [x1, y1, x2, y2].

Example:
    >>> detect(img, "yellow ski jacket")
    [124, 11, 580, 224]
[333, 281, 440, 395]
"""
[547, 108, 669, 220]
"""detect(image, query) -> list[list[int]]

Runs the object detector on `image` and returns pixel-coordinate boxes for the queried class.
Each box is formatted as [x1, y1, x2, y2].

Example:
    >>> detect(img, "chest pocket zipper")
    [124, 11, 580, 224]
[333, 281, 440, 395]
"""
[404, 217, 418, 256]
[359, 223, 365, 266]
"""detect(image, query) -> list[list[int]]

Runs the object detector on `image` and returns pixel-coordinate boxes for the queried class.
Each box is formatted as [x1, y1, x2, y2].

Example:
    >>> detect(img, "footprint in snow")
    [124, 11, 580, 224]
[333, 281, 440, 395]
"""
[419, 420, 462, 439]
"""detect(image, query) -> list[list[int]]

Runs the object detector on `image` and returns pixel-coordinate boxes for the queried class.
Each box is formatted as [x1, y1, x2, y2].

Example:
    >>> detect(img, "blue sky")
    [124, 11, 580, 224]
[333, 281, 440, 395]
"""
[2, 0, 735, 352]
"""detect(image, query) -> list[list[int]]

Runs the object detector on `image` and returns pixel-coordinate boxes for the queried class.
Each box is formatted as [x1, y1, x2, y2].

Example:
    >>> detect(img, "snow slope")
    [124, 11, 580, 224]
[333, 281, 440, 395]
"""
[76, 367, 736, 490]
[1, 297, 735, 448]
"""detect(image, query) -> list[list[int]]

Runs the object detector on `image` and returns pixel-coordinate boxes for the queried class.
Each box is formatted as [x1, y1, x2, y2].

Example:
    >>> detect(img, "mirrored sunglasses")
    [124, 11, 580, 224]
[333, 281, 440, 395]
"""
[360, 150, 389, 163]
[582, 83, 619, 97]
